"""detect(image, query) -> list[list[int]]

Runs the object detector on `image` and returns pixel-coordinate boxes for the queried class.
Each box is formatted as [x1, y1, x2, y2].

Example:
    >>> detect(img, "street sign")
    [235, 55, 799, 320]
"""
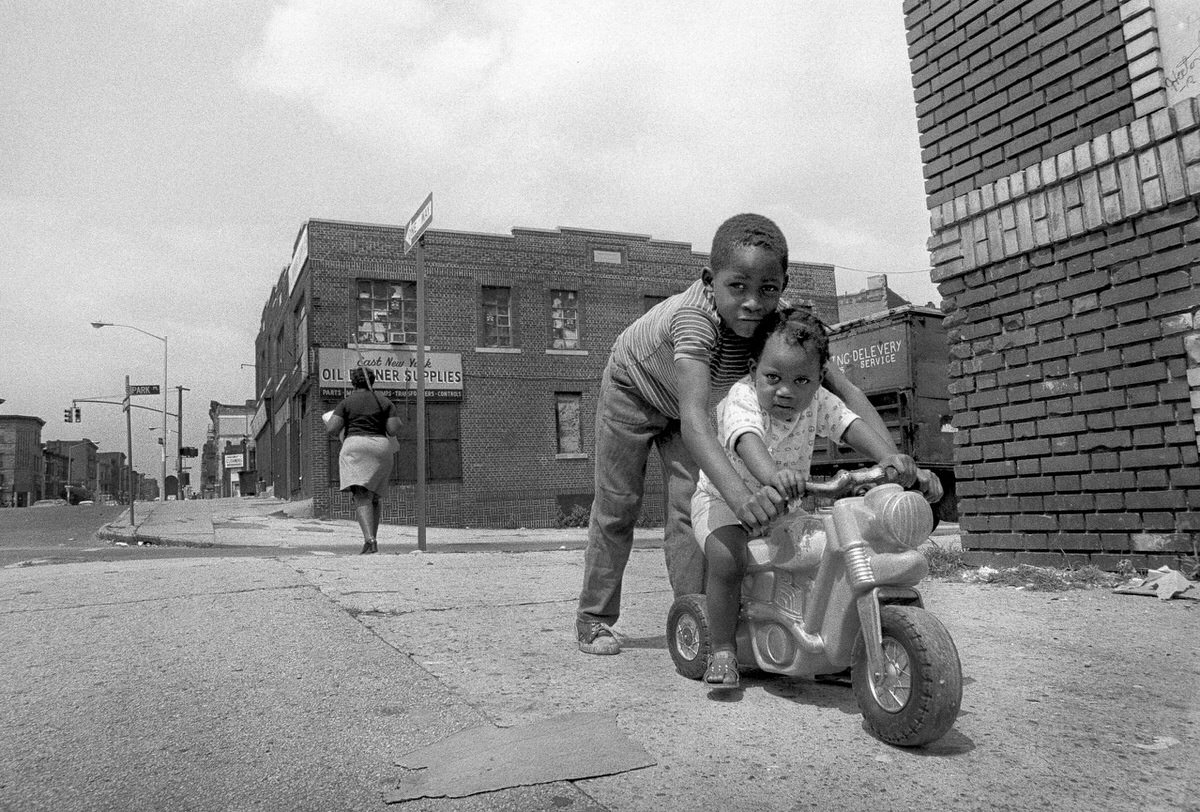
[128, 384, 160, 396]
[404, 192, 433, 254]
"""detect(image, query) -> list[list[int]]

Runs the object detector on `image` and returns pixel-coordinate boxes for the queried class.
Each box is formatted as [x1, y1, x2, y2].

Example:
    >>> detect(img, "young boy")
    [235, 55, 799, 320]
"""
[575, 213, 910, 655]
[692, 307, 940, 687]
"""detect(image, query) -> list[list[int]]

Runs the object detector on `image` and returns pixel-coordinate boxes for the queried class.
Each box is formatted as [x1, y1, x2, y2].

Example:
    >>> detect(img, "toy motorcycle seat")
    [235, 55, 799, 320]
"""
[745, 515, 828, 575]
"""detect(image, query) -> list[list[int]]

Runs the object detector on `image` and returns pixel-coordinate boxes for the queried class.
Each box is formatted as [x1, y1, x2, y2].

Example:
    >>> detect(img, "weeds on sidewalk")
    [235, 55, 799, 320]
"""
[920, 546, 1131, 592]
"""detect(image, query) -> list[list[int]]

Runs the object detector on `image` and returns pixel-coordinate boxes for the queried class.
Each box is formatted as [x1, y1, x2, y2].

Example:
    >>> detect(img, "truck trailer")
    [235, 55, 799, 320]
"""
[812, 305, 958, 521]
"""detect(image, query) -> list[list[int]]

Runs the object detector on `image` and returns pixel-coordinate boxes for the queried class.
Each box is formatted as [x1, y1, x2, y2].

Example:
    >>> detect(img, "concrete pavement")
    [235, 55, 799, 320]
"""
[95, 495, 666, 553]
[0, 497, 672, 811]
[0, 498, 1004, 812]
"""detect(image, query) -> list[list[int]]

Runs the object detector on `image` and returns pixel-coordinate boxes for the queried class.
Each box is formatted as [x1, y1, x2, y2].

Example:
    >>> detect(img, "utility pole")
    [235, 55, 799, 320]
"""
[177, 386, 190, 497]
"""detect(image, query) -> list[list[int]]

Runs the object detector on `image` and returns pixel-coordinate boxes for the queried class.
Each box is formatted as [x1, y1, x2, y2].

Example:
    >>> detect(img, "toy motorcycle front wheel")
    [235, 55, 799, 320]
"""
[852, 604, 962, 747]
[666, 594, 711, 680]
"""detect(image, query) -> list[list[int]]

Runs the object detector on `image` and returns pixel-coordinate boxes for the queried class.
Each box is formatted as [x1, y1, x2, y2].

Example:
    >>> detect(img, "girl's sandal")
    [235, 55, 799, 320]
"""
[704, 650, 740, 688]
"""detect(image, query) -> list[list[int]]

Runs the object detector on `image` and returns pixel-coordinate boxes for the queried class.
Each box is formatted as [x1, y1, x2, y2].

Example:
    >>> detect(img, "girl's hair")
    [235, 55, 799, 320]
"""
[709, 213, 789, 275]
[750, 306, 830, 368]
[349, 367, 375, 389]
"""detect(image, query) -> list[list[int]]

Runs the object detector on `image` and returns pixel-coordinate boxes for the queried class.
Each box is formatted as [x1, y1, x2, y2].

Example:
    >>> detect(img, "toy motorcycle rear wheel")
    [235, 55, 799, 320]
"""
[666, 594, 711, 680]
[852, 604, 962, 747]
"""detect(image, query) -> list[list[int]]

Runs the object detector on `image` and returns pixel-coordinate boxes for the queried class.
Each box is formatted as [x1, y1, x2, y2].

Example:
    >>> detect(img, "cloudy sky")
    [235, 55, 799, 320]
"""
[1, 1, 937, 477]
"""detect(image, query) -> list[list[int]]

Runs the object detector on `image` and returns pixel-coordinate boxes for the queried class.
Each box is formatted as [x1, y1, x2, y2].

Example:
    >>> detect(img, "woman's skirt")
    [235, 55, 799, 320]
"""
[339, 434, 394, 495]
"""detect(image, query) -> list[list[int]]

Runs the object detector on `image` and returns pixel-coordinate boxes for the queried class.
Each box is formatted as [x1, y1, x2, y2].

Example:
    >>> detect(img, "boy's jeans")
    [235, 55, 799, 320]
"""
[576, 362, 706, 630]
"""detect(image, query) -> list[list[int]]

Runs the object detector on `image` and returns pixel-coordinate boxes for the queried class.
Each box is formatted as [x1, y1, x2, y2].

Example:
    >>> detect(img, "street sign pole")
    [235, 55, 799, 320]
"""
[405, 193, 433, 552]
[415, 236, 427, 551]
[125, 375, 135, 525]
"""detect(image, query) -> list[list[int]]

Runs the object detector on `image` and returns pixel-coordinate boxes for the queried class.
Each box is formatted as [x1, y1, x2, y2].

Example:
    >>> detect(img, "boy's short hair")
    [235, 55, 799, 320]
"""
[709, 213, 789, 275]
[750, 305, 830, 369]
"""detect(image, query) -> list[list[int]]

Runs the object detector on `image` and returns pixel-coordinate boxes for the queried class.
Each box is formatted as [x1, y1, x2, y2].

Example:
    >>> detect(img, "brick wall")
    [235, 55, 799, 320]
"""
[258, 219, 837, 528]
[905, 0, 1200, 567]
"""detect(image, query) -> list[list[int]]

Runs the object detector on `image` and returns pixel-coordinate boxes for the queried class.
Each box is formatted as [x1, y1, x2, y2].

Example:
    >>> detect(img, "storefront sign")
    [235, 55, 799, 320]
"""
[317, 348, 463, 400]
[224, 453, 244, 469]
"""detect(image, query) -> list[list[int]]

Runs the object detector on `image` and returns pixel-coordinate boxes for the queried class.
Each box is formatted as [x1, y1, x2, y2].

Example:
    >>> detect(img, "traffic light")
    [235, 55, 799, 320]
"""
[64, 408, 73, 423]
[73, 407, 81, 422]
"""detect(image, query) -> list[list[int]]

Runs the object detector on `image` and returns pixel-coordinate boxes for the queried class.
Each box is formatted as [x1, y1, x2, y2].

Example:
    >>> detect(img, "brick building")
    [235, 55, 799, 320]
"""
[202, 400, 257, 498]
[44, 439, 98, 503]
[903, 0, 1200, 566]
[836, 275, 915, 322]
[96, 451, 128, 503]
[253, 219, 838, 527]
[0, 415, 45, 507]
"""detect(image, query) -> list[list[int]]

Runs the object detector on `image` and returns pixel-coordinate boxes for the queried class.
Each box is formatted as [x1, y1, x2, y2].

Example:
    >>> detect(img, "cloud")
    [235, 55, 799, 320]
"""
[244, 1, 934, 289]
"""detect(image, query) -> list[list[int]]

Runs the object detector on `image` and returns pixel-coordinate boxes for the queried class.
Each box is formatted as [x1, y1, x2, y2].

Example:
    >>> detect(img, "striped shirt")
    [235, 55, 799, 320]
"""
[609, 279, 755, 419]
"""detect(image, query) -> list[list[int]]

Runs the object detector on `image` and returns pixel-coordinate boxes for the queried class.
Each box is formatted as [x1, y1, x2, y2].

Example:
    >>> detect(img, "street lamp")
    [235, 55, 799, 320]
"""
[91, 321, 168, 502]
[63, 440, 89, 503]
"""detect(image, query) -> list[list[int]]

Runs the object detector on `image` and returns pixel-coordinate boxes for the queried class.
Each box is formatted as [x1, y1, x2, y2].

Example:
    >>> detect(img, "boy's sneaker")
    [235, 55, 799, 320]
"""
[577, 621, 620, 655]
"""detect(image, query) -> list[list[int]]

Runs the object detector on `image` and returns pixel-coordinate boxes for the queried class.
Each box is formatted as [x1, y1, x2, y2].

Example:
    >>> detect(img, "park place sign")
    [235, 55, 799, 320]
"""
[404, 193, 433, 254]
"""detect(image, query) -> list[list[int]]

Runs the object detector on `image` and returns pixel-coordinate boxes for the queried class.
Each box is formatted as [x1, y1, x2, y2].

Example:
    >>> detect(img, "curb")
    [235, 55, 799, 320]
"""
[97, 526, 219, 549]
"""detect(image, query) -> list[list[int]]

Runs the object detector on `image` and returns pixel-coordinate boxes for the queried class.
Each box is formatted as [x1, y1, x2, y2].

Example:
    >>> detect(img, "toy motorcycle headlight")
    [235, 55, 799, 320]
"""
[865, 485, 934, 550]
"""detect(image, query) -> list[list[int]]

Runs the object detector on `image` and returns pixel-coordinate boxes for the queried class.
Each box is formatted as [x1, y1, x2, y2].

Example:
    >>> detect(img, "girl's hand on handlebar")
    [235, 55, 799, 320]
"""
[880, 453, 918, 487]
[735, 485, 785, 531]
[768, 468, 805, 501]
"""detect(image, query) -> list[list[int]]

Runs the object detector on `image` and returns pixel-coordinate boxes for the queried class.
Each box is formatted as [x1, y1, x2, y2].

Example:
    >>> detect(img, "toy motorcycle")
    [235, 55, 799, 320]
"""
[667, 466, 962, 747]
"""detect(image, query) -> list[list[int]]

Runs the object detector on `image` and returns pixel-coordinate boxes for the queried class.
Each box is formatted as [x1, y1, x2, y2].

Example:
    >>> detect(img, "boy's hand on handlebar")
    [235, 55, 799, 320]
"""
[735, 486, 785, 531]
[768, 468, 805, 501]
[880, 454, 918, 487]
[916, 468, 944, 503]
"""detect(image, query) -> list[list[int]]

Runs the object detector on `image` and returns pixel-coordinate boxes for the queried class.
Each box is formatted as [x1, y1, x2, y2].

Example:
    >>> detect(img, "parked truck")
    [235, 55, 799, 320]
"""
[811, 305, 958, 521]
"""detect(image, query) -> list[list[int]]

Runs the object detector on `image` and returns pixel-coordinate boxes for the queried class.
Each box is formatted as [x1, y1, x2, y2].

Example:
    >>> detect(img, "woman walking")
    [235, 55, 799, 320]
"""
[324, 367, 402, 554]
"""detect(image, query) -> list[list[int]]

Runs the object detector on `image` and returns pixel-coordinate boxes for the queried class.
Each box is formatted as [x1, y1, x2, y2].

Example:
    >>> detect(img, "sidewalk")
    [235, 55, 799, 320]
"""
[11, 502, 1188, 812]
[97, 495, 961, 553]
[95, 495, 664, 553]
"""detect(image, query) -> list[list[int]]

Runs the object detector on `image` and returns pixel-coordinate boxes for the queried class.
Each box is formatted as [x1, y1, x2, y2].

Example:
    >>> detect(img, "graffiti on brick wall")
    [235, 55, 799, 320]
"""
[1159, 0, 1200, 105]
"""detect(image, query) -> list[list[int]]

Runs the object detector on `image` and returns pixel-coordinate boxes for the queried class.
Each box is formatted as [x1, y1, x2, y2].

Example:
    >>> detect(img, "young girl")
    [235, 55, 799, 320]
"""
[690, 307, 933, 688]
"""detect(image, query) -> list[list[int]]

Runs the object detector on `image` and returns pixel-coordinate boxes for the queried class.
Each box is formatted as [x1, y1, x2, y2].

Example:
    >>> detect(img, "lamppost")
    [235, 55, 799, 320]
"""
[64, 440, 89, 503]
[91, 321, 168, 502]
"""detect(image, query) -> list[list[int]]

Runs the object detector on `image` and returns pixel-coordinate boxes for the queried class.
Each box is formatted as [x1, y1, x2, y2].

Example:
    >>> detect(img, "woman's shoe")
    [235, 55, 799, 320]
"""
[360, 539, 377, 555]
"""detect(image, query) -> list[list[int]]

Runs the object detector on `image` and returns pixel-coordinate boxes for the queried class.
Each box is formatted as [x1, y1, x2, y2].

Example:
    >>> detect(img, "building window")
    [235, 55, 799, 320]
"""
[481, 286, 513, 347]
[274, 324, 287, 377]
[357, 280, 416, 344]
[294, 299, 308, 375]
[396, 402, 462, 482]
[643, 294, 668, 313]
[593, 248, 623, 264]
[550, 289, 580, 349]
[555, 393, 583, 455]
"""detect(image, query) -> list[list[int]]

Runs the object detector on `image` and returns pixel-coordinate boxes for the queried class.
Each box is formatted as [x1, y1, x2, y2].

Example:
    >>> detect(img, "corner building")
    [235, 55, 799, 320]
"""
[903, 0, 1200, 567]
[254, 219, 837, 528]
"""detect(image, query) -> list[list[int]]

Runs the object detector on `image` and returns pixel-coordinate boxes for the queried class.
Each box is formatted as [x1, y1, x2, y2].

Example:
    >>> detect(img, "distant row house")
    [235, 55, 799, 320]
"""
[0, 415, 153, 506]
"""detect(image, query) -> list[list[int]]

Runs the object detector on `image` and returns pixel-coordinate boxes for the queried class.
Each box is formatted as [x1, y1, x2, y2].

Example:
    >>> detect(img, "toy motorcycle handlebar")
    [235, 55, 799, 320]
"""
[804, 465, 940, 501]
[802, 465, 894, 498]
[741, 466, 940, 535]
